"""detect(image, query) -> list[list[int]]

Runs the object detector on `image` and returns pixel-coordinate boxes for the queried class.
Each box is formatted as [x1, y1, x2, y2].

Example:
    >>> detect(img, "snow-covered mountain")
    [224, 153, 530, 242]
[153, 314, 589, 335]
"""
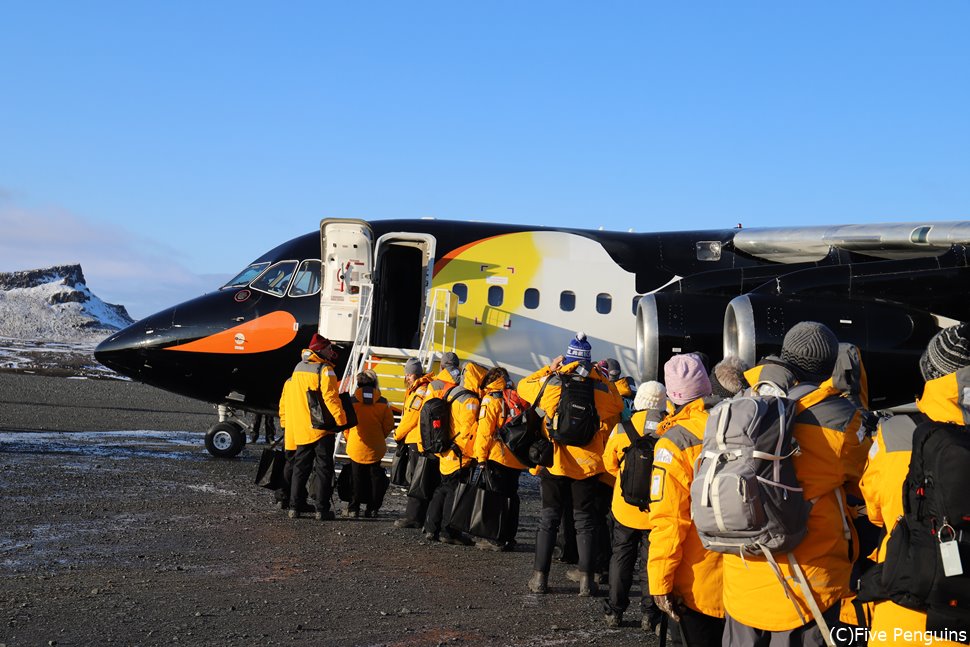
[0, 265, 134, 341]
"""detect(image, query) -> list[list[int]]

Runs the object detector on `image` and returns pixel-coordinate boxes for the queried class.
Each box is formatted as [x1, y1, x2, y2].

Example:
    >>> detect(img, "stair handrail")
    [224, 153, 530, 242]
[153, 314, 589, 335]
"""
[339, 281, 374, 394]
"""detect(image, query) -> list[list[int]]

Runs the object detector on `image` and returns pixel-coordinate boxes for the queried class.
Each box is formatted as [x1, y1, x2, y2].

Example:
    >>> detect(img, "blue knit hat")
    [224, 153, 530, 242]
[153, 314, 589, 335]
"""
[565, 332, 592, 363]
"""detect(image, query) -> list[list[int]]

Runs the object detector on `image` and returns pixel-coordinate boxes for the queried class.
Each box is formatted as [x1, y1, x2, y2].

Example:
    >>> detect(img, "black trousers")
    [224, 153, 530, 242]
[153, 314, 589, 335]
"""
[535, 473, 600, 573]
[675, 606, 725, 647]
[607, 521, 659, 619]
[594, 480, 613, 574]
[403, 445, 440, 525]
[290, 434, 336, 513]
[424, 466, 471, 537]
[484, 461, 522, 540]
[275, 449, 296, 505]
[349, 460, 386, 512]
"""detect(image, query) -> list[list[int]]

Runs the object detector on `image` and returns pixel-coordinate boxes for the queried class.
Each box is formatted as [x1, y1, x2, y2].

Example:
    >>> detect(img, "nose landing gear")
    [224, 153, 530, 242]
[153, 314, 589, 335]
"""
[204, 404, 247, 458]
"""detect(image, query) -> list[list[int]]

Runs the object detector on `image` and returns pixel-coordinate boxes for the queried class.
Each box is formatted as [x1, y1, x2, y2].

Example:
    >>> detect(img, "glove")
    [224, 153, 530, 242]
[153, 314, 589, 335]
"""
[653, 594, 682, 623]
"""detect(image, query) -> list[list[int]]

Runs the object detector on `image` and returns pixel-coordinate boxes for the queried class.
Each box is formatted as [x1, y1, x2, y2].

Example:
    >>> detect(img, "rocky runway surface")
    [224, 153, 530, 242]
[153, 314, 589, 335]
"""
[0, 372, 661, 647]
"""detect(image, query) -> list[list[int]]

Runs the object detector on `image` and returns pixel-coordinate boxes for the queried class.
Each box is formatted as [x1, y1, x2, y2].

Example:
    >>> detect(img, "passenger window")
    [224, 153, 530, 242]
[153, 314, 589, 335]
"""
[596, 293, 612, 314]
[560, 290, 576, 312]
[488, 286, 504, 307]
[251, 261, 298, 297]
[289, 260, 322, 297]
[452, 283, 468, 304]
[524, 288, 540, 309]
[632, 295, 642, 315]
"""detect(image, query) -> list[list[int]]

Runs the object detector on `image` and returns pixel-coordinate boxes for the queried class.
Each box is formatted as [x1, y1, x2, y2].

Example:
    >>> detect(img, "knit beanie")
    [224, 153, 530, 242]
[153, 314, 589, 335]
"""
[920, 323, 970, 381]
[710, 356, 750, 398]
[565, 332, 592, 363]
[634, 381, 667, 412]
[604, 358, 621, 381]
[780, 321, 839, 382]
[664, 354, 712, 405]
[440, 352, 459, 370]
[308, 333, 337, 361]
[404, 358, 424, 376]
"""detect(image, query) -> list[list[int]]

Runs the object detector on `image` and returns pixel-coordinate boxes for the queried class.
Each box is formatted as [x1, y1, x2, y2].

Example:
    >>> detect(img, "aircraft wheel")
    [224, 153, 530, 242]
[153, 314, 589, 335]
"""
[205, 421, 245, 458]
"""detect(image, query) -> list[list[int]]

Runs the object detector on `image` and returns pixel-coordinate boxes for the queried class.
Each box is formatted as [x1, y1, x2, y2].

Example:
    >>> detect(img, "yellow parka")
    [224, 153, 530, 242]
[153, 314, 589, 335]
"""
[604, 410, 655, 531]
[474, 374, 527, 470]
[647, 398, 723, 618]
[281, 351, 346, 451]
[860, 367, 970, 646]
[517, 361, 624, 479]
[345, 386, 395, 465]
[394, 373, 433, 449]
[720, 362, 865, 631]
[422, 366, 481, 476]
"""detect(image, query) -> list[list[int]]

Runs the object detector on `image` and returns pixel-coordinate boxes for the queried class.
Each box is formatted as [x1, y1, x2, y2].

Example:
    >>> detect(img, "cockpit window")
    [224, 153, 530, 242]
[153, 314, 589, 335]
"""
[289, 260, 322, 297]
[250, 261, 298, 297]
[222, 262, 270, 289]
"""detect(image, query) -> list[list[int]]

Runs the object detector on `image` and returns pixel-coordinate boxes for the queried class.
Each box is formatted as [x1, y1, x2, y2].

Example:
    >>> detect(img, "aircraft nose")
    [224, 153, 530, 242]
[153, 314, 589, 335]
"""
[94, 307, 177, 379]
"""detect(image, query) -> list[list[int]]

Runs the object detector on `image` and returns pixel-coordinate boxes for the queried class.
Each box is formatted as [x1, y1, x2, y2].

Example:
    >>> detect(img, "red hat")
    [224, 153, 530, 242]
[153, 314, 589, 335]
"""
[308, 333, 337, 360]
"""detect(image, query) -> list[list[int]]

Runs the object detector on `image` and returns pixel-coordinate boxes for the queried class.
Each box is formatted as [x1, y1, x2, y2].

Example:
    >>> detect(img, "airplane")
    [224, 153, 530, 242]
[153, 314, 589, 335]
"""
[94, 218, 970, 457]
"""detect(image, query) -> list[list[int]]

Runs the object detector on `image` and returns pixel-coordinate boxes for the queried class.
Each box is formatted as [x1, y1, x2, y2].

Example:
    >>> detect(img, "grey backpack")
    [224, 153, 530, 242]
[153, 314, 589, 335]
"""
[690, 382, 815, 556]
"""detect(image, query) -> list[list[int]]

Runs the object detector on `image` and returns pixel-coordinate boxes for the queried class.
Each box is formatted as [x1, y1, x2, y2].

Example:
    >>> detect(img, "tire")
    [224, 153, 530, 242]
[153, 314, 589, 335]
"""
[205, 421, 245, 458]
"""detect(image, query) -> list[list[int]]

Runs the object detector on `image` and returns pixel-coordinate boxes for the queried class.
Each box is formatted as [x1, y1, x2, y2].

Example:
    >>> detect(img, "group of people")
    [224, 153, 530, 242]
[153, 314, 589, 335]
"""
[270, 320, 970, 647]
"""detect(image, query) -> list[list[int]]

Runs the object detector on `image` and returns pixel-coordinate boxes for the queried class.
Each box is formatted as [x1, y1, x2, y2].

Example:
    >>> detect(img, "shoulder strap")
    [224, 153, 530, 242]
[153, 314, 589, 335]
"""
[622, 420, 639, 445]
[532, 375, 552, 417]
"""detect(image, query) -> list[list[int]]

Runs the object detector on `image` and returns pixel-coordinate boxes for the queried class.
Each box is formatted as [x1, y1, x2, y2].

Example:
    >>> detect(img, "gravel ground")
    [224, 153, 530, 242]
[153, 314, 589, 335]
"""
[0, 369, 662, 647]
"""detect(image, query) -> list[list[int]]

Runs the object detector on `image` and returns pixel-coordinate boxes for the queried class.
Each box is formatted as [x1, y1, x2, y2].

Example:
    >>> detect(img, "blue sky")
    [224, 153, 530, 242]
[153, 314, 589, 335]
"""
[1, 2, 967, 319]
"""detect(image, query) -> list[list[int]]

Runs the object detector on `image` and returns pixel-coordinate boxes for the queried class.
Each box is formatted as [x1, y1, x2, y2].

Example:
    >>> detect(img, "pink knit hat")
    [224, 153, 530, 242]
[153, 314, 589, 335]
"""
[664, 354, 712, 405]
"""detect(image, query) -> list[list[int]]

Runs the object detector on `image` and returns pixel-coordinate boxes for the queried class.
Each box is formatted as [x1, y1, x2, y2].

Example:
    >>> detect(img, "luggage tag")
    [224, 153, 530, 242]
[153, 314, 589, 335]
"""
[939, 523, 964, 577]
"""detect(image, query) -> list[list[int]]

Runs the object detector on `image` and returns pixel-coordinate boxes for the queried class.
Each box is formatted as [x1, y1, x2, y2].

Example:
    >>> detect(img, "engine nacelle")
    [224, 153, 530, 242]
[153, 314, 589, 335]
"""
[636, 293, 734, 383]
[724, 294, 940, 407]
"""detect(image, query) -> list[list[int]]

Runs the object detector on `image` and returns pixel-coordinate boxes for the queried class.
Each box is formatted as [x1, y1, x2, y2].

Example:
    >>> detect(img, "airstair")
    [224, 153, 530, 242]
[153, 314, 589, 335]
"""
[334, 283, 458, 463]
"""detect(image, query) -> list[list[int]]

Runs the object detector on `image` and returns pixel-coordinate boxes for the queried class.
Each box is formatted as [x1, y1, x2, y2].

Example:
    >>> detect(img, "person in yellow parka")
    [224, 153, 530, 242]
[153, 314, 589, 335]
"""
[520, 332, 624, 597]
[393, 357, 435, 529]
[602, 380, 668, 632]
[422, 355, 481, 545]
[860, 324, 970, 647]
[343, 370, 395, 518]
[282, 333, 346, 521]
[721, 322, 865, 646]
[473, 366, 527, 551]
[648, 354, 724, 646]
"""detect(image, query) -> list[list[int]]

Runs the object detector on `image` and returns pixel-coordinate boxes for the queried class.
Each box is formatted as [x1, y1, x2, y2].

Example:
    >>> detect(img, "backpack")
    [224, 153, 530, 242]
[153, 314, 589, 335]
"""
[690, 382, 816, 555]
[500, 380, 553, 468]
[419, 386, 470, 455]
[619, 418, 657, 511]
[858, 414, 970, 635]
[549, 373, 600, 447]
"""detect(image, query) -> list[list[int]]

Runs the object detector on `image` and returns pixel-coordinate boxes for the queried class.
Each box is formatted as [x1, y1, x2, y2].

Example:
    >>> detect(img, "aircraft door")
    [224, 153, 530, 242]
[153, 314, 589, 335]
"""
[371, 233, 436, 348]
[319, 219, 374, 342]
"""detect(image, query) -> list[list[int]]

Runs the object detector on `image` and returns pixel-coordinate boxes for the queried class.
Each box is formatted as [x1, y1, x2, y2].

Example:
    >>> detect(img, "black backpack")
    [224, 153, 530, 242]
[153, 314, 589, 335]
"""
[858, 414, 970, 636]
[619, 419, 657, 511]
[419, 386, 469, 455]
[549, 373, 600, 447]
[500, 381, 554, 468]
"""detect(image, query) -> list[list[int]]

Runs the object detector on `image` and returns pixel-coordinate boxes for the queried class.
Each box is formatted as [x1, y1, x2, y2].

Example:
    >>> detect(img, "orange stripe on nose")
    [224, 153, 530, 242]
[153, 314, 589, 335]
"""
[165, 310, 299, 354]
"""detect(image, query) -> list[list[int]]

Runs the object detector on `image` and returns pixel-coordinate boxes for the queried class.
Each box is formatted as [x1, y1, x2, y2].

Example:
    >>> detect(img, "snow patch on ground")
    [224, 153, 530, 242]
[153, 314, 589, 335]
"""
[0, 430, 207, 461]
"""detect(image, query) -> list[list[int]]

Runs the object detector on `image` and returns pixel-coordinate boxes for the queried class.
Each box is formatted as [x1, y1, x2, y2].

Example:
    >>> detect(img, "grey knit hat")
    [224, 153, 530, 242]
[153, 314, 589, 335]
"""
[780, 321, 839, 382]
[404, 358, 424, 376]
[440, 352, 460, 370]
[920, 323, 970, 381]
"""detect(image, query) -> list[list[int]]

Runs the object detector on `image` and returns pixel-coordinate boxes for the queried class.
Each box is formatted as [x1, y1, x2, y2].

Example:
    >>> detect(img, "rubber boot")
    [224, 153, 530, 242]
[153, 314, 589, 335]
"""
[575, 533, 598, 597]
[527, 570, 548, 594]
